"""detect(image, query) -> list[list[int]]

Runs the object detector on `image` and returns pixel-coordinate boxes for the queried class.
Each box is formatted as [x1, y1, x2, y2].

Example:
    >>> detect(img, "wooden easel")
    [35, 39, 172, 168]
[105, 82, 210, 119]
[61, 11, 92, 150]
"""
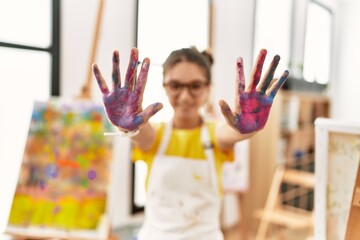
[345, 161, 360, 240]
[78, 0, 105, 100]
[254, 164, 314, 240]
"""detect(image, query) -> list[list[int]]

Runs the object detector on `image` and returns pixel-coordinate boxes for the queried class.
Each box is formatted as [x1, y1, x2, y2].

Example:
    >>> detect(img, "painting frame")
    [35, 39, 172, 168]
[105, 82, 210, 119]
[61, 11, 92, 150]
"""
[314, 118, 360, 240]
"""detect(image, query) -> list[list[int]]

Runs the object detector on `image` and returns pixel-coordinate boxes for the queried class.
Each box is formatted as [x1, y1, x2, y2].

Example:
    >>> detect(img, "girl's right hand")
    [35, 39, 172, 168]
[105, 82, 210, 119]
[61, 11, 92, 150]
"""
[93, 48, 163, 131]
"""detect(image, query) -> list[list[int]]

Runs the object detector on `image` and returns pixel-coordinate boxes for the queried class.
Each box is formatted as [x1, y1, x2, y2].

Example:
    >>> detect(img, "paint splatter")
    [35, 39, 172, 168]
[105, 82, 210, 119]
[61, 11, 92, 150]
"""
[45, 164, 58, 178]
[53, 206, 61, 214]
[39, 180, 46, 190]
[87, 170, 97, 180]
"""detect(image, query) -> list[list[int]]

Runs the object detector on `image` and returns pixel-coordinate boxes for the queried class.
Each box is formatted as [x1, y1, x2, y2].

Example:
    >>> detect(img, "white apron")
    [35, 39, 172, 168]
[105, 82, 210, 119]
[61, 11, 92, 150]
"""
[137, 121, 224, 240]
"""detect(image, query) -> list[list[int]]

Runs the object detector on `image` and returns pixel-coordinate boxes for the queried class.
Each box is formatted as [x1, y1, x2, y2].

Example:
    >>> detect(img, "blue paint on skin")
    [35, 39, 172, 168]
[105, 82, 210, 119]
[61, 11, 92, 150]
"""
[261, 96, 274, 104]
[112, 70, 119, 85]
[134, 115, 143, 126]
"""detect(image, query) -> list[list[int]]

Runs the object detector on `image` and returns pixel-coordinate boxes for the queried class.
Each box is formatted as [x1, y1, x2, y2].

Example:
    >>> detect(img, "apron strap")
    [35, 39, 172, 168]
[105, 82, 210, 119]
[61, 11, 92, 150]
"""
[156, 119, 173, 156]
[201, 124, 219, 192]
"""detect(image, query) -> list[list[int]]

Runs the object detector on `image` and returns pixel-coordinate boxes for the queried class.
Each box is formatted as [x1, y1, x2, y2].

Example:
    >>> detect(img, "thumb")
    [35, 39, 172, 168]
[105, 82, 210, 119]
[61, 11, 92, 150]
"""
[139, 102, 163, 123]
[218, 99, 235, 126]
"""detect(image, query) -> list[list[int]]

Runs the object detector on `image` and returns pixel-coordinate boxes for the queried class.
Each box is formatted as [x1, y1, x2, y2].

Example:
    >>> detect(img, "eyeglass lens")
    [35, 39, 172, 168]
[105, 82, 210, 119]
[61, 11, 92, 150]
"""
[165, 82, 207, 97]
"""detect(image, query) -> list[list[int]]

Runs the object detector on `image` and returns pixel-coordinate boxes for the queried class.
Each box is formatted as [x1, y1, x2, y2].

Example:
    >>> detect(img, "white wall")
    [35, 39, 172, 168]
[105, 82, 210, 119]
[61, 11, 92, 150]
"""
[61, 0, 136, 100]
[212, 0, 255, 114]
[331, 1, 360, 121]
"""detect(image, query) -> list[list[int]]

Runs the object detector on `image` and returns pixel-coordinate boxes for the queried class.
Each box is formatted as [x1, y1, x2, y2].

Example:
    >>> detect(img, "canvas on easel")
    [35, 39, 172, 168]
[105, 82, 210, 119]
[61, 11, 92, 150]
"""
[314, 118, 360, 240]
[345, 161, 360, 240]
[6, 98, 115, 240]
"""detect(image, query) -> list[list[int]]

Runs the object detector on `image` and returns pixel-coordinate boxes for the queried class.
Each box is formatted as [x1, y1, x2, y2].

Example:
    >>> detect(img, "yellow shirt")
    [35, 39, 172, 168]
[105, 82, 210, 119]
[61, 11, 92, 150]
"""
[132, 121, 234, 194]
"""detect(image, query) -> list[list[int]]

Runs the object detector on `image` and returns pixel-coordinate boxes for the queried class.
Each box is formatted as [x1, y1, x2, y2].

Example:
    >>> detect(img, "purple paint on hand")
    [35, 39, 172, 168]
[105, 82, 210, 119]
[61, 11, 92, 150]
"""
[93, 48, 163, 132]
[102, 87, 143, 130]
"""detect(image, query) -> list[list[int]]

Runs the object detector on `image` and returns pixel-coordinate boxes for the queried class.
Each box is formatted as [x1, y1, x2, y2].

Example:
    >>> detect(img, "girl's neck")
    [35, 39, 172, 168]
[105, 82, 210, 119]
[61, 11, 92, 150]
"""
[172, 115, 203, 129]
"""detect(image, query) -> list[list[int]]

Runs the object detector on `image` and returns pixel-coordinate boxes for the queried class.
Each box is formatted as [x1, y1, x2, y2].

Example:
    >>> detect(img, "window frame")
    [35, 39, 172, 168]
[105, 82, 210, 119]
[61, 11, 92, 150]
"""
[302, 0, 333, 85]
[0, 0, 61, 96]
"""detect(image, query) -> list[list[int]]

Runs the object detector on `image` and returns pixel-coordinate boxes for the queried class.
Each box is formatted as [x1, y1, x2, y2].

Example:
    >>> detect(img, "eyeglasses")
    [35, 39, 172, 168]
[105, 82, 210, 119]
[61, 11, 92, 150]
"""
[163, 81, 209, 98]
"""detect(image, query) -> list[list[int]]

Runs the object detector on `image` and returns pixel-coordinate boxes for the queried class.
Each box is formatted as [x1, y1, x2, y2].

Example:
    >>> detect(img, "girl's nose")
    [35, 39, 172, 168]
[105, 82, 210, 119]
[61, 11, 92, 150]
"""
[177, 86, 192, 99]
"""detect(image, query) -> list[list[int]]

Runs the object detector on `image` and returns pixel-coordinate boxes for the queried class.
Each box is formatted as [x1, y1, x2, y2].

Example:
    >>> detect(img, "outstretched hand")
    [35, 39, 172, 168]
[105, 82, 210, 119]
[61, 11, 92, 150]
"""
[219, 49, 289, 134]
[93, 48, 163, 131]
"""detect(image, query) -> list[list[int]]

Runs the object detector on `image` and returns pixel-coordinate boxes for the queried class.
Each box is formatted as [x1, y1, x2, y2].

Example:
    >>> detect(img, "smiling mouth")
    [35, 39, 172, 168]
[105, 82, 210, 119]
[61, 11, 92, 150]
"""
[177, 105, 192, 110]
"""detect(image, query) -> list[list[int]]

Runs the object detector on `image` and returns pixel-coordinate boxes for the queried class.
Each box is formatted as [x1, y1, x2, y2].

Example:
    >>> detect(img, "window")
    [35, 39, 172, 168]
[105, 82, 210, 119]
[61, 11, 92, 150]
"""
[0, 0, 60, 231]
[131, 0, 211, 214]
[303, 1, 332, 84]
[253, 0, 293, 77]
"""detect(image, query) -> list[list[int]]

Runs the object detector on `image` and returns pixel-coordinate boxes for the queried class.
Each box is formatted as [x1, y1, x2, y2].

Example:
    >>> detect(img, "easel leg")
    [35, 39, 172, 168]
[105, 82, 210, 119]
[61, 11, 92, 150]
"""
[238, 193, 248, 240]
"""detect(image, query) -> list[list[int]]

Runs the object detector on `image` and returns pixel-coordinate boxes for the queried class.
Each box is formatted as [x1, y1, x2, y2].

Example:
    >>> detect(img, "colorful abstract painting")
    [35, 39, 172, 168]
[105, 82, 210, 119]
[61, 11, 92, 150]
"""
[6, 98, 114, 237]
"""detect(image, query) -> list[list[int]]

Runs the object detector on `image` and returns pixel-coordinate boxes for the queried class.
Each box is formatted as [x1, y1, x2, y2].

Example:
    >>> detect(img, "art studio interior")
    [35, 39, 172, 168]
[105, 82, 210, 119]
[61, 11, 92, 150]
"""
[1, 0, 360, 239]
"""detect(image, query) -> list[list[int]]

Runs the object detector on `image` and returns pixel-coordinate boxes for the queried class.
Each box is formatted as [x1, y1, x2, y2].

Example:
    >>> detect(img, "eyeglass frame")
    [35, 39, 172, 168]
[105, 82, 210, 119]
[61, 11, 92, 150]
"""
[163, 81, 210, 98]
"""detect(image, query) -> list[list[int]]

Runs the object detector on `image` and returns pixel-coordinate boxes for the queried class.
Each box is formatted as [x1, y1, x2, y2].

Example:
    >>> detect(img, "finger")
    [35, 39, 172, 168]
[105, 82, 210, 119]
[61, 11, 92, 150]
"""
[268, 70, 289, 99]
[135, 58, 150, 98]
[125, 48, 139, 90]
[248, 49, 267, 92]
[235, 57, 245, 111]
[236, 57, 246, 95]
[93, 63, 110, 95]
[112, 50, 121, 89]
[218, 99, 235, 126]
[138, 102, 163, 124]
[259, 55, 280, 94]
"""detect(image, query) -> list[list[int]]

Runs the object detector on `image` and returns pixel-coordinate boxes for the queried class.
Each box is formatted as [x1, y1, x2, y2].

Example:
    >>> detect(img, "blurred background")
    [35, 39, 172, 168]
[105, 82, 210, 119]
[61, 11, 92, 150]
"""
[1, 0, 359, 239]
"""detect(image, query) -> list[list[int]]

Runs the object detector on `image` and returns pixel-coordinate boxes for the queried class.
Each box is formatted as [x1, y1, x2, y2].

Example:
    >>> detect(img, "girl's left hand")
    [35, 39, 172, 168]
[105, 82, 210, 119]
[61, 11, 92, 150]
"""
[219, 49, 289, 134]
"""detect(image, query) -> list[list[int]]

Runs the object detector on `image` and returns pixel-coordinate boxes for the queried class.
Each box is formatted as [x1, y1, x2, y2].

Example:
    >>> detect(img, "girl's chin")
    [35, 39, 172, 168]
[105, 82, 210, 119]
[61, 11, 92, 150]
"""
[174, 108, 197, 117]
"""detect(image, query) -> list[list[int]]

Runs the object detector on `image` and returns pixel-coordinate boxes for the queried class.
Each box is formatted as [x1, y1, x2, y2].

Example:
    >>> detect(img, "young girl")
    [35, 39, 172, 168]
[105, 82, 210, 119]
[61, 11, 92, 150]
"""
[93, 47, 288, 240]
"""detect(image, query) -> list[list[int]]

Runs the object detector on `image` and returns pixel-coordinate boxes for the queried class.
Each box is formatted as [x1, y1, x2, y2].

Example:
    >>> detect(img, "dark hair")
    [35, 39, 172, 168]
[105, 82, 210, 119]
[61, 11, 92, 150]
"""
[163, 47, 213, 83]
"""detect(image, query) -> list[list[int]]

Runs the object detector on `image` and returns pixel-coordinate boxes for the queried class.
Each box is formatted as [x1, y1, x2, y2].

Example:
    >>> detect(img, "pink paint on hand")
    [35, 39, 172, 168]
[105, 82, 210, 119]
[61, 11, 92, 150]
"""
[220, 49, 289, 134]
[235, 92, 272, 133]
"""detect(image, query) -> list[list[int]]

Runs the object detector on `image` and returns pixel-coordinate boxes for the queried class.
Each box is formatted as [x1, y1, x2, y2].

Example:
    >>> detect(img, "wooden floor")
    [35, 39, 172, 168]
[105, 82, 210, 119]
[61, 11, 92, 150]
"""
[223, 226, 312, 240]
[113, 223, 311, 240]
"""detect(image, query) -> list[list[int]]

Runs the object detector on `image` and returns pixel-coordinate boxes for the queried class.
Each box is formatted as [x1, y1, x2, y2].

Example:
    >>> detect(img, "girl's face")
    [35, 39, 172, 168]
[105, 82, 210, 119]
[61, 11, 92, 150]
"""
[163, 61, 210, 120]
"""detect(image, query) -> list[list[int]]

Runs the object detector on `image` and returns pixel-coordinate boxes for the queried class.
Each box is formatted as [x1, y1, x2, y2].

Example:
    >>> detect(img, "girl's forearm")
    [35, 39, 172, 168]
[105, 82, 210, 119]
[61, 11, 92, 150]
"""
[215, 122, 256, 151]
[130, 122, 157, 151]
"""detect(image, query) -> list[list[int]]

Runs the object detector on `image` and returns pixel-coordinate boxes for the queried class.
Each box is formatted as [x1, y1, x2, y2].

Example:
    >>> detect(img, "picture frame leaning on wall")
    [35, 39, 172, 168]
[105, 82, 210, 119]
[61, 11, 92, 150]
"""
[314, 118, 360, 240]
